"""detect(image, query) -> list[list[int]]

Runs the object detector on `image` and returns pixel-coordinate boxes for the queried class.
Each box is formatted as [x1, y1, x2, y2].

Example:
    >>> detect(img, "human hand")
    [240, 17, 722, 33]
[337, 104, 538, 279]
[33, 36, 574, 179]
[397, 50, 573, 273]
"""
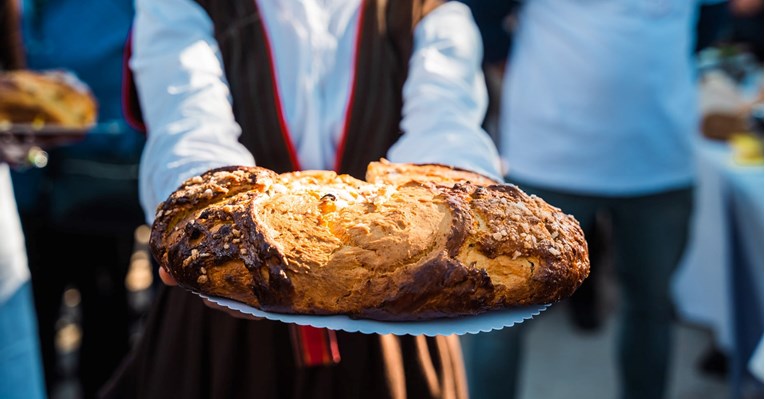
[0, 143, 48, 169]
[159, 267, 263, 320]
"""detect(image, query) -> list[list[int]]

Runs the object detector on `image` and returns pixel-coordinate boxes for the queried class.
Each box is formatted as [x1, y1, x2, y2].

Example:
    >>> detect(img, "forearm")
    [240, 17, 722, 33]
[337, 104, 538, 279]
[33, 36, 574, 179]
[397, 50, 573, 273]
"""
[132, 0, 254, 220]
[389, 2, 502, 181]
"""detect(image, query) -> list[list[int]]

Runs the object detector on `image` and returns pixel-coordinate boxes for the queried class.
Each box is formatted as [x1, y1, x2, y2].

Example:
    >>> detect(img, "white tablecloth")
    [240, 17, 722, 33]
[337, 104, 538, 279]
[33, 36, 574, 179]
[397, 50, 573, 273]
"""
[673, 138, 764, 392]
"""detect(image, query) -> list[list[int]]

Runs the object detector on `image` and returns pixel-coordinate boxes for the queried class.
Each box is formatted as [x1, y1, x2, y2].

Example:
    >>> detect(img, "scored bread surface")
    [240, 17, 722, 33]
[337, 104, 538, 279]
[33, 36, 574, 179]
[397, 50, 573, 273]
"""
[150, 160, 590, 320]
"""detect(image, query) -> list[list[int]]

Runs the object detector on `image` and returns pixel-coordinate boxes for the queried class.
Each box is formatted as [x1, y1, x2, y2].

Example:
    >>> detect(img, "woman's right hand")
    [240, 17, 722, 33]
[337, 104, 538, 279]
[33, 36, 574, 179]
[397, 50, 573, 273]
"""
[159, 267, 263, 320]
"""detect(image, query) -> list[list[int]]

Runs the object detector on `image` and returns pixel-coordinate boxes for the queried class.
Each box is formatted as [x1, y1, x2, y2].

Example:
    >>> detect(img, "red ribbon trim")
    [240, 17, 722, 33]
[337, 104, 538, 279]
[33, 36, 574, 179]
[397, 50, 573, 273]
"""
[333, 0, 366, 172]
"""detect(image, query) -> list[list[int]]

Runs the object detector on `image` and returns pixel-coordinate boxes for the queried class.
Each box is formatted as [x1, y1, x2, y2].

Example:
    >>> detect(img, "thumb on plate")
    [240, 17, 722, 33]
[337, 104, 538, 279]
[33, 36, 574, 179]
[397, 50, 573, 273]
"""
[159, 267, 178, 286]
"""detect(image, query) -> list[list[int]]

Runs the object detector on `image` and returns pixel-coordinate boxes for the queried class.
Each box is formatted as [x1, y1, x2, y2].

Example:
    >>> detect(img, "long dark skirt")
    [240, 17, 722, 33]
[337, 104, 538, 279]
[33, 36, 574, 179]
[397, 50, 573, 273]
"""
[101, 286, 468, 399]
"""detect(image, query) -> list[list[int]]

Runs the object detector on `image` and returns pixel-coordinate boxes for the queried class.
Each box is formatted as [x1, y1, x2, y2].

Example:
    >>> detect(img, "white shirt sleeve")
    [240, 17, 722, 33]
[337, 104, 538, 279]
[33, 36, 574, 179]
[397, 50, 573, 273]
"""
[387, 2, 502, 181]
[132, 0, 255, 222]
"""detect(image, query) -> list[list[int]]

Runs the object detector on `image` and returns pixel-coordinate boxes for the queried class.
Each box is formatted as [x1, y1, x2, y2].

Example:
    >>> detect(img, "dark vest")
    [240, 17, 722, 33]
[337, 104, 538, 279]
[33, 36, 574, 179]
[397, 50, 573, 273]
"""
[193, 0, 441, 178]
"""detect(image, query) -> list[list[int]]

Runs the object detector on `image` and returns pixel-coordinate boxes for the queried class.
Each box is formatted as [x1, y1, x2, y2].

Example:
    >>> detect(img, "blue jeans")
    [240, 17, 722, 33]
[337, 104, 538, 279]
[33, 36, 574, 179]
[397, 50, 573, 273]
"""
[461, 325, 523, 399]
[517, 185, 693, 399]
[461, 184, 692, 399]
[0, 282, 46, 399]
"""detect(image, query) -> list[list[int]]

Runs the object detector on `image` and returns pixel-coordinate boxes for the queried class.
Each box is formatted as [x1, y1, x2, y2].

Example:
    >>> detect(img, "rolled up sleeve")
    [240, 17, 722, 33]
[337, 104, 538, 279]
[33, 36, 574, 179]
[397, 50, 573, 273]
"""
[387, 2, 502, 181]
[132, 0, 255, 221]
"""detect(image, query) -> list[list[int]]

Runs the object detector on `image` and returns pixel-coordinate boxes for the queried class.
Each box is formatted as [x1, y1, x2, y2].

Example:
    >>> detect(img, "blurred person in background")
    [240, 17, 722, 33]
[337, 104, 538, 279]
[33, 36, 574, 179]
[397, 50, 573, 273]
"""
[100, 0, 502, 398]
[10, 0, 146, 397]
[461, 1, 731, 399]
[0, 1, 46, 398]
[457, 1, 606, 398]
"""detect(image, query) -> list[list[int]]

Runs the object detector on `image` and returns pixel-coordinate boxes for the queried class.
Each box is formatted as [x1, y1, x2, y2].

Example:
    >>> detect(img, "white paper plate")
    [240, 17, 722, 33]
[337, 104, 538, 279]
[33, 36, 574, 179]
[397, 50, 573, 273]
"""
[199, 294, 550, 336]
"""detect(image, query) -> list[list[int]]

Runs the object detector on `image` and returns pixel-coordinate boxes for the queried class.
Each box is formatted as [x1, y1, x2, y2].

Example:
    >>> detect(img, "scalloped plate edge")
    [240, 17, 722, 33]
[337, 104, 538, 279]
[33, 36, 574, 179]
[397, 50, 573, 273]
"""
[198, 293, 550, 336]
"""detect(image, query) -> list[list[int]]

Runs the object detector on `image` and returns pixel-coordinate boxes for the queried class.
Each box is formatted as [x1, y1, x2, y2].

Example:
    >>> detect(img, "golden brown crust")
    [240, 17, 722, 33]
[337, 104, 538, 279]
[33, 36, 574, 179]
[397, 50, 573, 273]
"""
[0, 70, 97, 128]
[365, 158, 499, 187]
[151, 161, 590, 321]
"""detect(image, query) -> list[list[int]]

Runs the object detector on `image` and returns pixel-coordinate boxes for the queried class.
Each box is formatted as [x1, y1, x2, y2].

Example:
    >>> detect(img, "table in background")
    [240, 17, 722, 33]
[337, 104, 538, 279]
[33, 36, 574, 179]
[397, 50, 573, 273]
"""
[673, 138, 763, 398]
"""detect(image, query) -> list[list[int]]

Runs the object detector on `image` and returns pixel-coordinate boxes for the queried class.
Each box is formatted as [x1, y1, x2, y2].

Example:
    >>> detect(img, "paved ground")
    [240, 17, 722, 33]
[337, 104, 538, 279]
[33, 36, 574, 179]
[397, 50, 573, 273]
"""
[517, 300, 729, 399]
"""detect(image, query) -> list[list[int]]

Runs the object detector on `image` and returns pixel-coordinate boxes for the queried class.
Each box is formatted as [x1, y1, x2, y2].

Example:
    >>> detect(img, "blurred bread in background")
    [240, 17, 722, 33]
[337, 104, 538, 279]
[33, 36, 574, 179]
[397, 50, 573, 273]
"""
[0, 70, 97, 128]
[699, 70, 754, 140]
[701, 111, 750, 141]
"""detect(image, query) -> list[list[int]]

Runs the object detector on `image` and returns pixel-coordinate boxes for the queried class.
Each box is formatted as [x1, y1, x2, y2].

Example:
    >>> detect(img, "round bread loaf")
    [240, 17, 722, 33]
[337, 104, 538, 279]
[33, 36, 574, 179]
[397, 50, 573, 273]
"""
[0, 70, 97, 128]
[151, 161, 590, 320]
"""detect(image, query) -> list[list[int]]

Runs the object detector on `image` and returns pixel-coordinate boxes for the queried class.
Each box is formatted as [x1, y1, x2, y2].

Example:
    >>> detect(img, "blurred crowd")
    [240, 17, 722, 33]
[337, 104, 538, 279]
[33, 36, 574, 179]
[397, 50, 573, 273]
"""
[0, 0, 762, 399]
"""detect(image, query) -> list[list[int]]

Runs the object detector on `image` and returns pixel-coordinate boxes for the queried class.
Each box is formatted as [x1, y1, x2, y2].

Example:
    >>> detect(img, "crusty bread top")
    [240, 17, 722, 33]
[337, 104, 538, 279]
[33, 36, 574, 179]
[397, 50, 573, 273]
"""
[0, 70, 97, 128]
[151, 161, 590, 320]
[366, 158, 499, 186]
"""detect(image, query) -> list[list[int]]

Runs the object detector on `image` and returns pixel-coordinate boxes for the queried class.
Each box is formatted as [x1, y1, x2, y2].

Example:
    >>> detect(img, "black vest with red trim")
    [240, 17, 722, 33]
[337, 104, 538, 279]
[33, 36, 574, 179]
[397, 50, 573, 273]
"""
[191, 0, 441, 178]
[180, 0, 444, 369]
